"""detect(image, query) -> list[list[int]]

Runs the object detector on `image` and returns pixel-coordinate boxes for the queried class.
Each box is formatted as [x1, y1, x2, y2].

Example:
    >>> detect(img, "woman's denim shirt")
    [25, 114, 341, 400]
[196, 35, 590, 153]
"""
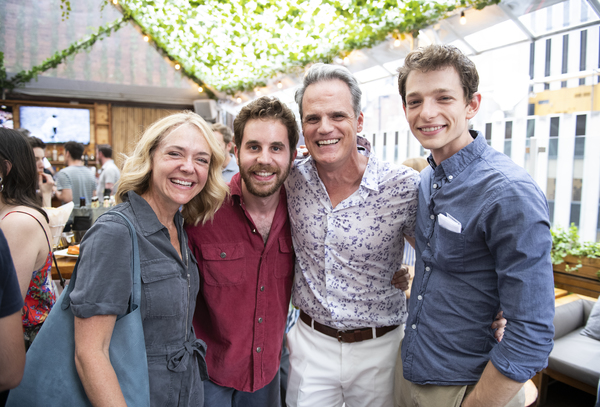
[71, 191, 207, 407]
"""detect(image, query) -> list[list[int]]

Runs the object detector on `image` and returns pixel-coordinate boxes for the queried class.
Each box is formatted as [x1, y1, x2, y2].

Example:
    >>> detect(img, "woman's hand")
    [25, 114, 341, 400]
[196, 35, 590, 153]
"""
[39, 173, 54, 207]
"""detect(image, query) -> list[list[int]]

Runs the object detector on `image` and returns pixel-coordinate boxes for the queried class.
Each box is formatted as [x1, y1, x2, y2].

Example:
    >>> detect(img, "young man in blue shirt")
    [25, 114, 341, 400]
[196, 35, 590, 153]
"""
[395, 44, 555, 407]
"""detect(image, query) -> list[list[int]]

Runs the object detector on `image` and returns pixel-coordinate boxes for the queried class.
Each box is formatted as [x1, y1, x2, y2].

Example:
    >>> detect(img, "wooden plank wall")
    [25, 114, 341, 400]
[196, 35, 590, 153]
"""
[111, 106, 184, 168]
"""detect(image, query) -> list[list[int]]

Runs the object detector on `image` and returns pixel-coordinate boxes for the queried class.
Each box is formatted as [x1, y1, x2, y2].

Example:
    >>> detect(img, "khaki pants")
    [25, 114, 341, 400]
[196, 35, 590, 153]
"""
[394, 346, 525, 407]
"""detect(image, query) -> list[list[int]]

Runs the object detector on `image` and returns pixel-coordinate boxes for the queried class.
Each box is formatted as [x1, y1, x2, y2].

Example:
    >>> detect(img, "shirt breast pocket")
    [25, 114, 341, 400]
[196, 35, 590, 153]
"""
[275, 236, 294, 279]
[200, 243, 246, 286]
[432, 223, 465, 272]
[141, 259, 186, 318]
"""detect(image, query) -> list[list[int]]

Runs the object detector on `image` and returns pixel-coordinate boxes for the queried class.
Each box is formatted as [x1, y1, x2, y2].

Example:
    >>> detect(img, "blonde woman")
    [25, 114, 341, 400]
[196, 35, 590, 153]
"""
[71, 112, 228, 407]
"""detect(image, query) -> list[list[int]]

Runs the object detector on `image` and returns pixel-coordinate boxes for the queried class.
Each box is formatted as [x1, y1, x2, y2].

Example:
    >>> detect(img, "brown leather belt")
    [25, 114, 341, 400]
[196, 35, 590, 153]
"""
[300, 311, 398, 343]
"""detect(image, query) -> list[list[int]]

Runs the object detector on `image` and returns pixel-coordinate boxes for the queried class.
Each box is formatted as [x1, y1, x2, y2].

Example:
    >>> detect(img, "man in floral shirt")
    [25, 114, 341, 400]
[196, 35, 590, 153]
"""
[284, 63, 420, 407]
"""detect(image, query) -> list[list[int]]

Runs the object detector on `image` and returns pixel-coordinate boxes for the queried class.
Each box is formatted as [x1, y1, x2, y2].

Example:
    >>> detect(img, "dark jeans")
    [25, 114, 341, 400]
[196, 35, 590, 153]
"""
[204, 370, 281, 407]
[279, 334, 290, 406]
[596, 377, 600, 407]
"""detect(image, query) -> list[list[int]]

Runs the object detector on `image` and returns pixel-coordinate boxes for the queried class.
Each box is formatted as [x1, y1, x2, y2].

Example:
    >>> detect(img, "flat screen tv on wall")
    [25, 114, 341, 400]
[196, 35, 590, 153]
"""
[19, 106, 91, 144]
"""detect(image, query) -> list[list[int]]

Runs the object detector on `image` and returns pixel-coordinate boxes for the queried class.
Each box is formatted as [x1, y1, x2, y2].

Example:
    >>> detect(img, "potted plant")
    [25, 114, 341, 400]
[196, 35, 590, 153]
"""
[551, 224, 600, 296]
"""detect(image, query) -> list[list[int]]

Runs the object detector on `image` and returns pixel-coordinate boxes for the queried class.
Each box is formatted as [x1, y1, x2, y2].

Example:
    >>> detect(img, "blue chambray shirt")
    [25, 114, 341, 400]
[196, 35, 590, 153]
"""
[402, 131, 555, 385]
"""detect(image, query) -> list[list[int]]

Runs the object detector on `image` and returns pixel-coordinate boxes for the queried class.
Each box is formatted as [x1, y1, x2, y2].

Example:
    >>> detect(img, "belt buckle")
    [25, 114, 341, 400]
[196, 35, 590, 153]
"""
[337, 330, 344, 343]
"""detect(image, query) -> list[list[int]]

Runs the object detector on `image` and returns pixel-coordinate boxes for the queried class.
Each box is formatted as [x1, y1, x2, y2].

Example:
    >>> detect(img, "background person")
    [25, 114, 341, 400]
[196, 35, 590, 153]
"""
[71, 112, 228, 407]
[95, 144, 120, 198]
[0, 229, 26, 406]
[0, 128, 55, 349]
[211, 123, 239, 182]
[400, 157, 428, 274]
[54, 141, 96, 208]
[396, 44, 555, 407]
[26, 136, 55, 207]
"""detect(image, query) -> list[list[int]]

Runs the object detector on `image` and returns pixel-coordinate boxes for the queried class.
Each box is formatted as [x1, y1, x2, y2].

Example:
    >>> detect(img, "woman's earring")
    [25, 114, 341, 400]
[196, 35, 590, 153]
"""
[0, 176, 3, 193]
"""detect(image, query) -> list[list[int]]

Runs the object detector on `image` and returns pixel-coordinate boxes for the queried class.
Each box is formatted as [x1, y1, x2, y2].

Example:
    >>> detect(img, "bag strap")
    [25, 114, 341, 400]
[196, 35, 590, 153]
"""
[61, 210, 141, 316]
[109, 211, 141, 315]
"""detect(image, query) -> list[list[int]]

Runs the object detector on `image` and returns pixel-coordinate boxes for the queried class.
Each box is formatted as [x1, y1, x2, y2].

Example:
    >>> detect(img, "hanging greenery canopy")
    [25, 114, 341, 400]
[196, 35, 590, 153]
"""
[122, 0, 499, 95]
[1, 0, 500, 98]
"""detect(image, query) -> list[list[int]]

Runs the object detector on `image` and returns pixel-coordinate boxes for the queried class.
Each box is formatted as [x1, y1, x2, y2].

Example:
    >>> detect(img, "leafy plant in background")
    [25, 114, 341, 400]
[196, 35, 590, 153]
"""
[551, 224, 600, 274]
[116, 0, 501, 94]
[1, 0, 500, 98]
[60, 0, 71, 20]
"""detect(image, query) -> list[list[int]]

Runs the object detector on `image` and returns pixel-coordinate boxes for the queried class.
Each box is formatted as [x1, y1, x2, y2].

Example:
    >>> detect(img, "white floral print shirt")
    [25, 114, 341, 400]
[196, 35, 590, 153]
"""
[285, 153, 419, 329]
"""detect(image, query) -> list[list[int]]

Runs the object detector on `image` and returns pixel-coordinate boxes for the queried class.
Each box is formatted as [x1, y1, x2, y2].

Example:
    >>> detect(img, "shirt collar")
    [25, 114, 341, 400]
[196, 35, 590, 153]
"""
[125, 190, 182, 236]
[359, 150, 379, 193]
[229, 172, 242, 198]
[427, 130, 485, 178]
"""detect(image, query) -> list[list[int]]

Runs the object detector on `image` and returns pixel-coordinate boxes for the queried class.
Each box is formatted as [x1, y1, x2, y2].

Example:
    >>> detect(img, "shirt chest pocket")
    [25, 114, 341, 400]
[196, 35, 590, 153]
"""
[141, 259, 186, 318]
[274, 236, 294, 279]
[432, 223, 465, 272]
[200, 243, 246, 286]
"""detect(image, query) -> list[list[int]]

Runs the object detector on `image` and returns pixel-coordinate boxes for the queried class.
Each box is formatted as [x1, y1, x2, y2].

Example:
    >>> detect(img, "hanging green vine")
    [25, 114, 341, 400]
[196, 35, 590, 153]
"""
[60, 0, 72, 20]
[117, 0, 500, 95]
[2, 0, 500, 98]
[0, 14, 131, 97]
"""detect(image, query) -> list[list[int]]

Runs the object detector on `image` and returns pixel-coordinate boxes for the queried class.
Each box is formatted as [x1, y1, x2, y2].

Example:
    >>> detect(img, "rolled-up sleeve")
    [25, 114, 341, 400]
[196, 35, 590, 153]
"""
[70, 215, 133, 318]
[485, 181, 555, 382]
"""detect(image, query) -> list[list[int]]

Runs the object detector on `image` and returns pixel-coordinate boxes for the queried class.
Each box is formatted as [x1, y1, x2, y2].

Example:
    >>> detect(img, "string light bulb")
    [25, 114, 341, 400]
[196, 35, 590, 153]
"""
[277, 81, 283, 89]
[198, 86, 203, 93]
[143, 35, 150, 42]
[343, 56, 350, 64]
[174, 63, 180, 70]
[460, 11, 466, 25]
[236, 97, 242, 103]
[112, 0, 118, 4]
[394, 38, 401, 47]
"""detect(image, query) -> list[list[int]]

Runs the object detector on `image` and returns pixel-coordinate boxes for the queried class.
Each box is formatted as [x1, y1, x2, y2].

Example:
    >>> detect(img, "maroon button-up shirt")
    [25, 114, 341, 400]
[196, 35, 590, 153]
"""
[186, 173, 294, 392]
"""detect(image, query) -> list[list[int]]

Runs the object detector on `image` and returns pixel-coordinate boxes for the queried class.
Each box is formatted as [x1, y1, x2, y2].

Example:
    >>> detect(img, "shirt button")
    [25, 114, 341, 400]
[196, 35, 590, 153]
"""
[260, 286, 265, 291]
[430, 215, 435, 220]
[252, 229, 256, 233]
[412, 324, 417, 330]
[433, 183, 438, 189]
[448, 175, 454, 180]
[258, 317, 263, 323]
[220, 252, 226, 259]
[427, 242, 430, 247]
[256, 347, 262, 353]
[417, 295, 423, 300]
[425, 266, 431, 272]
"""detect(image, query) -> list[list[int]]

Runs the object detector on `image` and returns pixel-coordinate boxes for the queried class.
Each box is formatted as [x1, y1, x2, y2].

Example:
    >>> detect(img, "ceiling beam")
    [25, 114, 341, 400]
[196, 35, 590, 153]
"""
[439, 20, 478, 55]
[585, 0, 600, 18]
[498, 2, 535, 42]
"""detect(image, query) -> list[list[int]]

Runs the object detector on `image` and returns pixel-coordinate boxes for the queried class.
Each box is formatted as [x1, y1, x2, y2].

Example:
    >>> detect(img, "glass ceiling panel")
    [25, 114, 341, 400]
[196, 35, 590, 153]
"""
[448, 39, 476, 56]
[464, 20, 530, 52]
[518, 0, 599, 37]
